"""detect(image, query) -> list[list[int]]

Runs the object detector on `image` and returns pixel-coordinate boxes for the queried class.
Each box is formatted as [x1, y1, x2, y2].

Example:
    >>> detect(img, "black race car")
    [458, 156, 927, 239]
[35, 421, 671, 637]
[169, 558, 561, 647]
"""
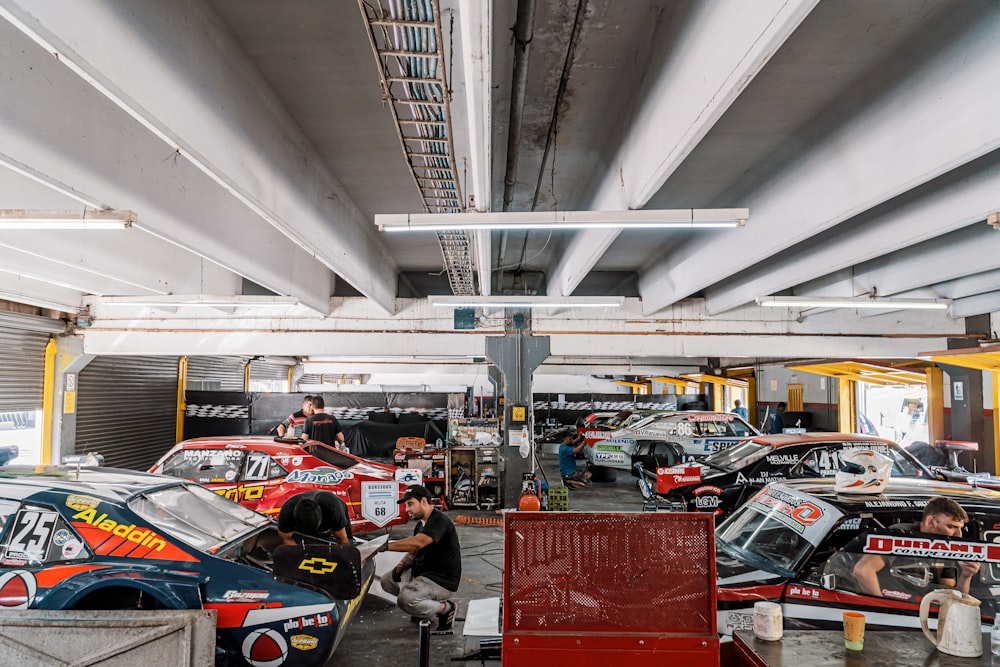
[716, 477, 1000, 636]
[638, 433, 931, 521]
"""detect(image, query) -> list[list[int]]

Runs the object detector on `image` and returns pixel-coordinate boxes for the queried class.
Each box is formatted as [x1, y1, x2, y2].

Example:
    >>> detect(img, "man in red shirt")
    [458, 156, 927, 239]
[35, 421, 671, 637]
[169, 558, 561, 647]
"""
[277, 395, 314, 438]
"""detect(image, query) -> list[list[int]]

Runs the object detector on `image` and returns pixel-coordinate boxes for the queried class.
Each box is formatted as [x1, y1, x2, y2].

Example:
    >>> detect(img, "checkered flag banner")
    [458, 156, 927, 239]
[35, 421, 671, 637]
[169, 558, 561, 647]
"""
[186, 403, 250, 419]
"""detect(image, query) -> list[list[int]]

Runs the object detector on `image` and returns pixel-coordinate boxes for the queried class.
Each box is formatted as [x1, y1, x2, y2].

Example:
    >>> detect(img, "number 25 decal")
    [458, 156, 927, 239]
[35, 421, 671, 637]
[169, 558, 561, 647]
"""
[7, 509, 58, 556]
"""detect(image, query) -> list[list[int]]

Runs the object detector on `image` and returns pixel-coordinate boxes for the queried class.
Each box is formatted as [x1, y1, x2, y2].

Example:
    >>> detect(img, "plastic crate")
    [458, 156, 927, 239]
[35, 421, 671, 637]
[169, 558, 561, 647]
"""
[547, 485, 569, 511]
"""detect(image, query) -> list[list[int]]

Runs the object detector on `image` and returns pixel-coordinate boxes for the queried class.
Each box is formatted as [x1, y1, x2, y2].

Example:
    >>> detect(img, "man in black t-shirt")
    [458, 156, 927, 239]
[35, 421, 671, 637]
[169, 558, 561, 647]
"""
[382, 485, 462, 633]
[277, 490, 353, 545]
[302, 396, 345, 451]
[276, 395, 314, 438]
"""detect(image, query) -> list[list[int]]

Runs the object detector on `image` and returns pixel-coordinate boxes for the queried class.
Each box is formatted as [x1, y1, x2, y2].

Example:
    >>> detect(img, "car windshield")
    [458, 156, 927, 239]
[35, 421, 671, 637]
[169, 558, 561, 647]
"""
[717, 486, 842, 577]
[703, 439, 770, 469]
[129, 483, 269, 551]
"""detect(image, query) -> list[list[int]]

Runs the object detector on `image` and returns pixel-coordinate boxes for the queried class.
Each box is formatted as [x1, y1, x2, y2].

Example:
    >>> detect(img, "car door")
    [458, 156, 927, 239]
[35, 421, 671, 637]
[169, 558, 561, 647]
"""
[237, 451, 289, 513]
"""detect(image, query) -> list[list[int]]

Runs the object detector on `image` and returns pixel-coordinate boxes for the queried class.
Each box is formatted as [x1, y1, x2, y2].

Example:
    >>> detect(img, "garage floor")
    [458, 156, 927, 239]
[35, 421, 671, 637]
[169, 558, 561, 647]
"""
[333, 449, 638, 666]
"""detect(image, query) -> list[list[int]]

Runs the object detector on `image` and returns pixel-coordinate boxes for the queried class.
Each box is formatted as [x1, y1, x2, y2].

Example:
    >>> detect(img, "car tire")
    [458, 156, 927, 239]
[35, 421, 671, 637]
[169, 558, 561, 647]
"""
[589, 465, 617, 483]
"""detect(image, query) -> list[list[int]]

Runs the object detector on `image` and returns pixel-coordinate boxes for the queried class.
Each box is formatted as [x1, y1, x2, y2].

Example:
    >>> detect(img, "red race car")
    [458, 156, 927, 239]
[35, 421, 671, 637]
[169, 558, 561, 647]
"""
[150, 436, 409, 534]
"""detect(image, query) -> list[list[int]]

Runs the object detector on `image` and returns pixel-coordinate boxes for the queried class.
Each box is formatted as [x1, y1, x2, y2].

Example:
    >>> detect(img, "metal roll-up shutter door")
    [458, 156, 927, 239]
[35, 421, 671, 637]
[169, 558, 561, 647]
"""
[186, 356, 249, 392]
[75, 356, 179, 470]
[249, 359, 290, 391]
[0, 327, 50, 413]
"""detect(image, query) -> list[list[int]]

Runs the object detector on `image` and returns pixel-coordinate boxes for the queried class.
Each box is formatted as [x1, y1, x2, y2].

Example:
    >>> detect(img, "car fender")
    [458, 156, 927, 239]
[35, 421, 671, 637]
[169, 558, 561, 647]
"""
[41, 567, 207, 610]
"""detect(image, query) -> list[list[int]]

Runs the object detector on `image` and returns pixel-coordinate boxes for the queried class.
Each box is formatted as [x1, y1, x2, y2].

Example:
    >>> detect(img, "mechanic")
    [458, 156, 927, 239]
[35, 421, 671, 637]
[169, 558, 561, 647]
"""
[276, 394, 314, 438]
[852, 496, 980, 597]
[769, 402, 786, 434]
[303, 395, 346, 451]
[277, 489, 353, 546]
[382, 485, 462, 633]
[731, 399, 748, 420]
[559, 431, 592, 489]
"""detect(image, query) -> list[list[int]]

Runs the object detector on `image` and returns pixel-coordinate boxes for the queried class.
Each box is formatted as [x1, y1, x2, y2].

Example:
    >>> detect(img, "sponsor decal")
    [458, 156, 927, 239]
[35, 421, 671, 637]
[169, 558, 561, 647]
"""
[216, 484, 266, 503]
[747, 486, 824, 534]
[596, 439, 633, 446]
[594, 451, 625, 463]
[788, 586, 821, 599]
[283, 612, 332, 632]
[656, 467, 702, 494]
[285, 467, 353, 485]
[52, 529, 71, 546]
[224, 590, 270, 602]
[72, 509, 167, 552]
[863, 534, 1000, 563]
[62, 540, 84, 560]
[594, 444, 623, 452]
[725, 610, 754, 632]
[65, 495, 100, 512]
[0, 558, 27, 566]
[395, 469, 422, 485]
[687, 413, 734, 422]
[734, 470, 785, 486]
[863, 500, 925, 509]
[290, 634, 318, 651]
[882, 589, 913, 601]
[242, 628, 288, 667]
[362, 481, 399, 528]
[766, 454, 800, 466]
[692, 485, 724, 515]
[299, 557, 339, 575]
[0, 571, 36, 609]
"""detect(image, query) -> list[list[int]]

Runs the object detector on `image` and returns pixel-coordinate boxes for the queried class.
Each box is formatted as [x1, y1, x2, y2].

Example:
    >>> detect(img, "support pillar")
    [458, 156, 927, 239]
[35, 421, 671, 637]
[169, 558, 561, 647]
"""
[837, 378, 856, 434]
[50, 335, 95, 463]
[944, 336, 987, 471]
[486, 333, 550, 508]
[925, 366, 945, 446]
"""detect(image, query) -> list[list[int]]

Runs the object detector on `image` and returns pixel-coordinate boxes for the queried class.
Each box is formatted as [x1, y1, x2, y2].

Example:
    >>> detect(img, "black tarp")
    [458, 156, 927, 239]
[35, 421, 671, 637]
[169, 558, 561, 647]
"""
[344, 420, 447, 459]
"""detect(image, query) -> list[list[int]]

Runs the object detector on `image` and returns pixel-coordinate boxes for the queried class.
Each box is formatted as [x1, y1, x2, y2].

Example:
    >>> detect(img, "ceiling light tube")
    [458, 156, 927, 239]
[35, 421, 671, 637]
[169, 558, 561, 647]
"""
[429, 295, 625, 308]
[377, 208, 748, 232]
[102, 295, 301, 308]
[756, 296, 950, 310]
[0, 209, 135, 230]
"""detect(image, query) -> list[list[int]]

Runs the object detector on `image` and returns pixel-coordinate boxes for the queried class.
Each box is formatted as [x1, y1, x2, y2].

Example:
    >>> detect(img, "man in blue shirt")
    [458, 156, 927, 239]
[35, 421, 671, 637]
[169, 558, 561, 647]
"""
[731, 399, 748, 420]
[769, 402, 786, 434]
[559, 432, 591, 488]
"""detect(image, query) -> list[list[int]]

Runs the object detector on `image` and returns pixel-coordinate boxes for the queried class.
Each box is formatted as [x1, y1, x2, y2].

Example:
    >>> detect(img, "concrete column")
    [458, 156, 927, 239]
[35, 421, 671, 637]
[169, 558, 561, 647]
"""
[485, 333, 550, 507]
[925, 366, 945, 445]
[50, 335, 95, 462]
[944, 336, 987, 471]
[837, 379, 856, 434]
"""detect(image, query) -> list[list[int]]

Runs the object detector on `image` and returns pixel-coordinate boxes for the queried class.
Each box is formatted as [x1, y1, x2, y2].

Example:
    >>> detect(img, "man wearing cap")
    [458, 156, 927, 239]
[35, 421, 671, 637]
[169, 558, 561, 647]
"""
[381, 484, 462, 633]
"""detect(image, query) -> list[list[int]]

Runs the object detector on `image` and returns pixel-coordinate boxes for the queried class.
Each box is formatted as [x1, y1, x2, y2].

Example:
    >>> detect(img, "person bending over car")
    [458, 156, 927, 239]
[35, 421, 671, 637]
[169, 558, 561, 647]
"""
[852, 496, 980, 597]
[277, 490, 353, 546]
[382, 485, 462, 633]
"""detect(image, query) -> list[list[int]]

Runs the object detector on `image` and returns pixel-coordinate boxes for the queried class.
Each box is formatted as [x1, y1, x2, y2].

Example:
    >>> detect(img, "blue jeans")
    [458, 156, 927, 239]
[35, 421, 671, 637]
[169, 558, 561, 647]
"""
[380, 570, 453, 620]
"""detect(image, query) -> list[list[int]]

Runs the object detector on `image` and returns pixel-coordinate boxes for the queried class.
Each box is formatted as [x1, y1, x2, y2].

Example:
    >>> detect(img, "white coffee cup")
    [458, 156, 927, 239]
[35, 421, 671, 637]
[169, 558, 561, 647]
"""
[753, 601, 783, 641]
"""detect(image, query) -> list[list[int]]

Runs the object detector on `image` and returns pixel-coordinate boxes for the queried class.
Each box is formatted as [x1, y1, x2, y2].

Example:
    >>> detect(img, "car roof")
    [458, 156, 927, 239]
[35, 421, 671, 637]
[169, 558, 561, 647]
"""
[0, 466, 182, 503]
[175, 436, 308, 456]
[770, 477, 1000, 512]
[749, 432, 898, 450]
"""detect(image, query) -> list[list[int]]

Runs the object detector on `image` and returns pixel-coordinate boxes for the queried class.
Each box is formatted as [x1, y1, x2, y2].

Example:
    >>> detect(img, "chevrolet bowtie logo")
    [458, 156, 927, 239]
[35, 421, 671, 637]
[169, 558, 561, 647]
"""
[298, 557, 338, 575]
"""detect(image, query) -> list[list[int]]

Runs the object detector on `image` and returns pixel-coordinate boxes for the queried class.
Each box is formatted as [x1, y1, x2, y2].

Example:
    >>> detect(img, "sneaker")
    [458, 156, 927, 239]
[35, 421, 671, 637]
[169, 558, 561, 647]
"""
[435, 600, 456, 634]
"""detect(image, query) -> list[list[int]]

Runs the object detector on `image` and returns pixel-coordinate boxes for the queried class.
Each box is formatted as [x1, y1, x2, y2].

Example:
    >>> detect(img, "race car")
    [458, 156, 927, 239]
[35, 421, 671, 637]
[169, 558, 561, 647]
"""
[644, 433, 930, 521]
[585, 410, 760, 473]
[716, 477, 1000, 637]
[0, 465, 383, 667]
[575, 409, 671, 447]
[149, 436, 408, 534]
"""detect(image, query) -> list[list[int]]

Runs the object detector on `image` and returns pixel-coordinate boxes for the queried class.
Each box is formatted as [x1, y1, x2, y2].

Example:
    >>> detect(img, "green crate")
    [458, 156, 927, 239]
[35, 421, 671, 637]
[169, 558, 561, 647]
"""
[547, 485, 569, 511]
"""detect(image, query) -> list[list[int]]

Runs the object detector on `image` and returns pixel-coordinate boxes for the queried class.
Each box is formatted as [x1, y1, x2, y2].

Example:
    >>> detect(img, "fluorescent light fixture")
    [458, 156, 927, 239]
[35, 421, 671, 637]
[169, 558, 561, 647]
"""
[0, 209, 135, 230]
[102, 295, 301, 308]
[756, 296, 951, 310]
[430, 295, 625, 308]
[377, 208, 748, 232]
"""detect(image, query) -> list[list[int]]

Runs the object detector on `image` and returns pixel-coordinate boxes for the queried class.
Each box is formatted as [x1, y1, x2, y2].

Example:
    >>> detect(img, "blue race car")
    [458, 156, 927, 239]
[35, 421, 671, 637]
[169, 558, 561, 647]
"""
[0, 465, 384, 667]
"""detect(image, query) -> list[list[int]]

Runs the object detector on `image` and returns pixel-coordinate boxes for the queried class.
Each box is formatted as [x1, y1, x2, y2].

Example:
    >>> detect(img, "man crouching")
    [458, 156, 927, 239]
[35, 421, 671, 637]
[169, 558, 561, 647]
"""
[382, 485, 462, 633]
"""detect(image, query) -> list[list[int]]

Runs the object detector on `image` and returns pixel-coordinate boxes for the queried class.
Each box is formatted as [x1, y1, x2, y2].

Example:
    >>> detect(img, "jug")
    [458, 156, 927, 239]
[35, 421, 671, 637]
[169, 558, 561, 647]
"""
[919, 588, 983, 657]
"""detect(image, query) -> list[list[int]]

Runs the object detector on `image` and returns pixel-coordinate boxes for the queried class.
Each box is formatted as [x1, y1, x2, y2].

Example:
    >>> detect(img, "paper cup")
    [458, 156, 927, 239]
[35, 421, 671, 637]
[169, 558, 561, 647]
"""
[843, 611, 865, 651]
[753, 601, 783, 641]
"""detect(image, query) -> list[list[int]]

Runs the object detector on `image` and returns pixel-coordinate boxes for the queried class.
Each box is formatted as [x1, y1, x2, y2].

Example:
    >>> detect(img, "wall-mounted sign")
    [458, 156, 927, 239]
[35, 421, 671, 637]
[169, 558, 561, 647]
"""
[953, 381, 964, 401]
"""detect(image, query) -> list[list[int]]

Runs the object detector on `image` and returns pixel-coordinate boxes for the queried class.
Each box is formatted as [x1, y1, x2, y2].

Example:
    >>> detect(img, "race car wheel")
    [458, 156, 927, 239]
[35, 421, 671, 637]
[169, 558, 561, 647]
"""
[588, 465, 617, 483]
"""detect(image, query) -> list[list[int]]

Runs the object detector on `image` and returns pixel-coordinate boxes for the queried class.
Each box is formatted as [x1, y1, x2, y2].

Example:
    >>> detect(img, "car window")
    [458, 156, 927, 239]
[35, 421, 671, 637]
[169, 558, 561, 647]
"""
[0, 503, 89, 566]
[0, 499, 18, 534]
[728, 418, 756, 437]
[160, 448, 246, 484]
[793, 443, 924, 478]
[704, 440, 770, 469]
[821, 521, 1000, 605]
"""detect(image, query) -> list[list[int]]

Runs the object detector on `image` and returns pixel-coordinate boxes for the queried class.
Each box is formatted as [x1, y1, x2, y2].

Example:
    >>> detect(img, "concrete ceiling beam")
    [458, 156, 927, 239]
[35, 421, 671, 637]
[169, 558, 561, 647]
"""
[640, 5, 1000, 315]
[705, 161, 1000, 314]
[0, 271, 83, 312]
[0, 0, 398, 312]
[546, 0, 814, 299]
